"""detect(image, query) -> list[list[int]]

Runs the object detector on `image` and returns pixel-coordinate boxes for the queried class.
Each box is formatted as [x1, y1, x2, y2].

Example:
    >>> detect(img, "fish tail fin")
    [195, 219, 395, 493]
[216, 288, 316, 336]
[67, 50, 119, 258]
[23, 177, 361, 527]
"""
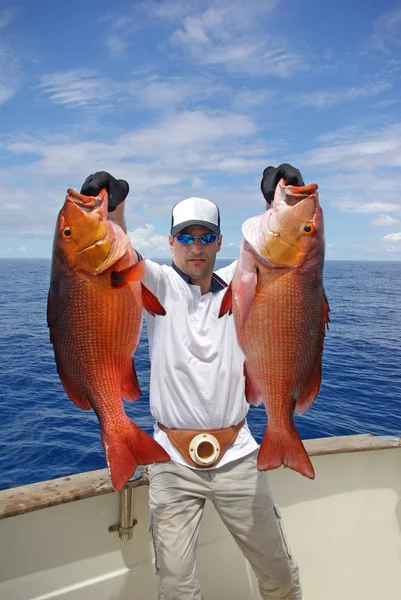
[102, 420, 170, 491]
[257, 425, 315, 479]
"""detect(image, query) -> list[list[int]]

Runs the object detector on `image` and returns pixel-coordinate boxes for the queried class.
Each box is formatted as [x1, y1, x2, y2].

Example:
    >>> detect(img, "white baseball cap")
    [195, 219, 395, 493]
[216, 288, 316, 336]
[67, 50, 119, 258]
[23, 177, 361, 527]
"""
[171, 197, 220, 236]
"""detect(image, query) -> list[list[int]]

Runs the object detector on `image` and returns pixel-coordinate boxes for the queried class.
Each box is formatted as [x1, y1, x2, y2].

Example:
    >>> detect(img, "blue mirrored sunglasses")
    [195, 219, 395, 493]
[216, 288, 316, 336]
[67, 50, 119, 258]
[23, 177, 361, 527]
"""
[176, 233, 218, 245]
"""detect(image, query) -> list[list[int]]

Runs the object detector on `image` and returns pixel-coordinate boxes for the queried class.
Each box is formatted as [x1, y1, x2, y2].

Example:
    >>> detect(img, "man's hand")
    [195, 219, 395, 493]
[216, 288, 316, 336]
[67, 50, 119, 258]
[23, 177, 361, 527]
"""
[261, 164, 304, 206]
[80, 171, 129, 212]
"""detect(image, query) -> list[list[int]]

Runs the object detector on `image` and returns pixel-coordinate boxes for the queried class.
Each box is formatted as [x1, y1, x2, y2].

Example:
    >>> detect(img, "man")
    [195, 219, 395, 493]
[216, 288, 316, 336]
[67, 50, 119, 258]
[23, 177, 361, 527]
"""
[81, 164, 304, 600]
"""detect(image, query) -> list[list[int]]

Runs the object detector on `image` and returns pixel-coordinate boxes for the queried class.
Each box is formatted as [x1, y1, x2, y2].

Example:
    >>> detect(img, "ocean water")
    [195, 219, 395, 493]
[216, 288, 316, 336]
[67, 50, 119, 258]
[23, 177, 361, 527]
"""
[0, 258, 400, 491]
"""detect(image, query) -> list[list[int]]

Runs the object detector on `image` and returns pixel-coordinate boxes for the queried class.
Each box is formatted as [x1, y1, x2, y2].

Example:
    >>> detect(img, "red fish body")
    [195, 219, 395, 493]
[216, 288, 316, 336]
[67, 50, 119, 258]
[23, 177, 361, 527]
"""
[47, 189, 169, 491]
[220, 181, 329, 479]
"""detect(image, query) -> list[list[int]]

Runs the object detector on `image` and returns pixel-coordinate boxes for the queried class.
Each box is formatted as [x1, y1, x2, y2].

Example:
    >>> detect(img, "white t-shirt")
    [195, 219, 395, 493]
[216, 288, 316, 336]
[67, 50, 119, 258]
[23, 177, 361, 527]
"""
[142, 259, 259, 469]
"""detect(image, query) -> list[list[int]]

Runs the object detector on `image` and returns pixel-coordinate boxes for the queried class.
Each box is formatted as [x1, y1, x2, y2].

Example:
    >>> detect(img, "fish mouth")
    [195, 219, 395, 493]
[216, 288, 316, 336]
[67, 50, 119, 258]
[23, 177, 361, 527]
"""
[66, 188, 107, 214]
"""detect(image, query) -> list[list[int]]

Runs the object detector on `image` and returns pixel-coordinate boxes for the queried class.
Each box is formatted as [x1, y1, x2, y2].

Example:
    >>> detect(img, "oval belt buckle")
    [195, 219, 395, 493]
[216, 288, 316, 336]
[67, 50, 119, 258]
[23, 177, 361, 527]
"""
[189, 433, 220, 466]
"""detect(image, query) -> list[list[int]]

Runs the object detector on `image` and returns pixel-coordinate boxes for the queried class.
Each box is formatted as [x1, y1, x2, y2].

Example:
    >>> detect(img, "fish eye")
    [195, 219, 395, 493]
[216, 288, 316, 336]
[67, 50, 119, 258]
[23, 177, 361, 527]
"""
[304, 224, 315, 235]
[62, 227, 72, 238]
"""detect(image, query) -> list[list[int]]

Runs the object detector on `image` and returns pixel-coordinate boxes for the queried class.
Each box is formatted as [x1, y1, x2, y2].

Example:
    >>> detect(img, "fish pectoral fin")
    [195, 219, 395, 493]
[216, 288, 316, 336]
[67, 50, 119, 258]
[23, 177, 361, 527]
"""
[236, 274, 257, 327]
[102, 420, 170, 492]
[244, 362, 263, 406]
[111, 260, 146, 288]
[236, 240, 258, 327]
[218, 282, 233, 317]
[295, 359, 322, 415]
[122, 359, 142, 401]
[141, 284, 166, 316]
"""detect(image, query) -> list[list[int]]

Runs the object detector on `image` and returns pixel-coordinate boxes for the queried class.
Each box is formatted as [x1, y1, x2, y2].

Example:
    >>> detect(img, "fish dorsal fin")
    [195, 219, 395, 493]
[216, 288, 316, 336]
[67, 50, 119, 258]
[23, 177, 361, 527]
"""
[323, 289, 330, 334]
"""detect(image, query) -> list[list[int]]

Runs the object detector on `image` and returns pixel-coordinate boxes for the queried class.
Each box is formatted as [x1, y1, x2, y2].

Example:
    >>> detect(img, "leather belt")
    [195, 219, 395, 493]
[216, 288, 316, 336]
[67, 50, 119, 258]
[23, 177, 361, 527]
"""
[157, 419, 245, 468]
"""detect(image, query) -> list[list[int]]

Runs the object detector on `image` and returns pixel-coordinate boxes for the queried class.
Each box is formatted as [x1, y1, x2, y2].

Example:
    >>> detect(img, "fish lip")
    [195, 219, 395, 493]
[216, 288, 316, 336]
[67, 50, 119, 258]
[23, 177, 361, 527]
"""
[67, 189, 106, 214]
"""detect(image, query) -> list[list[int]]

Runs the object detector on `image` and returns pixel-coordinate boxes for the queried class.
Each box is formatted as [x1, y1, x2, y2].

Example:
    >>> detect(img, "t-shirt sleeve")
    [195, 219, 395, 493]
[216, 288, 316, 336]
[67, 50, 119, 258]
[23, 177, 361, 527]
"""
[215, 260, 238, 284]
[142, 259, 164, 294]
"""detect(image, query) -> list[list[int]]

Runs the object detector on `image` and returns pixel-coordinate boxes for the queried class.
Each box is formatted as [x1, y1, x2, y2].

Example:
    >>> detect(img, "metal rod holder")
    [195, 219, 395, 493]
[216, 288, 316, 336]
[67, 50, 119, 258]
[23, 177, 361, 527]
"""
[108, 485, 138, 540]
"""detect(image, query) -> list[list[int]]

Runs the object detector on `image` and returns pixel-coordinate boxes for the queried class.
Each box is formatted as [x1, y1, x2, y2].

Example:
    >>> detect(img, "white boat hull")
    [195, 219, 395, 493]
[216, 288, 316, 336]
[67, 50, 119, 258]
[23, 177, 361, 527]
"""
[1, 435, 400, 600]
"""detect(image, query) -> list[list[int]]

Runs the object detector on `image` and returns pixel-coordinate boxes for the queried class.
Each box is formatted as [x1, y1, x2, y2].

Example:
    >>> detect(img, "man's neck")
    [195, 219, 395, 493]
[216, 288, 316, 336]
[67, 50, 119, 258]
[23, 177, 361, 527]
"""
[171, 262, 212, 295]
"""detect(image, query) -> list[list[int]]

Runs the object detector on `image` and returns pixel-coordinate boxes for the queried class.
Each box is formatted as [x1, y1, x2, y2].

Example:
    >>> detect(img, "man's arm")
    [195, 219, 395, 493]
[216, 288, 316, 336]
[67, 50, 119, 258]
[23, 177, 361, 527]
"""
[110, 200, 127, 232]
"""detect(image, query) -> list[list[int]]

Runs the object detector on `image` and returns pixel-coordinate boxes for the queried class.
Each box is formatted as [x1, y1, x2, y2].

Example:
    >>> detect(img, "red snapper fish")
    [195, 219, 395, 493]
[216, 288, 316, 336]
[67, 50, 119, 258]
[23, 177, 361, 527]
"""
[47, 188, 170, 491]
[219, 180, 330, 479]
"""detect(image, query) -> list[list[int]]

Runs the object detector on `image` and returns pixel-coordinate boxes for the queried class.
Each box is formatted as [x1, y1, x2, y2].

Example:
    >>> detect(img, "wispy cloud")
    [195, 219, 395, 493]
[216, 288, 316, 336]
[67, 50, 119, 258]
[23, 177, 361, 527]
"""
[0, 10, 21, 104]
[298, 81, 392, 109]
[98, 12, 135, 57]
[371, 214, 400, 228]
[128, 75, 224, 109]
[300, 123, 401, 171]
[372, 8, 401, 52]
[37, 70, 119, 108]
[168, 0, 302, 77]
[36, 69, 223, 112]
[0, 8, 18, 29]
[297, 124, 401, 219]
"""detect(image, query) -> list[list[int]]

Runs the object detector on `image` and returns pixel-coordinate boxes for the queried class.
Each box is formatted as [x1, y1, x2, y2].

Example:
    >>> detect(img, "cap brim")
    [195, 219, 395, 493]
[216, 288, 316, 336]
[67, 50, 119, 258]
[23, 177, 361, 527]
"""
[171, 220, 220, 236]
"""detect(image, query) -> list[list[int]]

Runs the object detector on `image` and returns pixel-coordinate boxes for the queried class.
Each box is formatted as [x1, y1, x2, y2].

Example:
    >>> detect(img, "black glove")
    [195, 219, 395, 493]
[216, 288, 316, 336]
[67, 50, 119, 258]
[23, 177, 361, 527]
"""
[261, 163, 304, 205]
[80, 171, 129, 212]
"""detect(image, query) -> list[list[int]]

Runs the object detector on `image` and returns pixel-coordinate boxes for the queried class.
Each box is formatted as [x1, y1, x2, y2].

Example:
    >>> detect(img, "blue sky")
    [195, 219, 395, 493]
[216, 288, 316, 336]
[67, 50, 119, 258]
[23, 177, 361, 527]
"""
[1, 0, 401, 260]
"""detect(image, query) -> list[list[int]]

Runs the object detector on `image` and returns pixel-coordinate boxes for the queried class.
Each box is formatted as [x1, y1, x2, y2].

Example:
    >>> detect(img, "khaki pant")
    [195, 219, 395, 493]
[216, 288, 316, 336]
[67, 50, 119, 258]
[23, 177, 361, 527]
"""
[148, 450, 302, 600]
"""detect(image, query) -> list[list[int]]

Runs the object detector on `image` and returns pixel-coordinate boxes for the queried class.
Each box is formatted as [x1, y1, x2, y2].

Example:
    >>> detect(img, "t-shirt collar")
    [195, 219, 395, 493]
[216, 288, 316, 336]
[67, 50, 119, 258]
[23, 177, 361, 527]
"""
[171, 262, 227, 293]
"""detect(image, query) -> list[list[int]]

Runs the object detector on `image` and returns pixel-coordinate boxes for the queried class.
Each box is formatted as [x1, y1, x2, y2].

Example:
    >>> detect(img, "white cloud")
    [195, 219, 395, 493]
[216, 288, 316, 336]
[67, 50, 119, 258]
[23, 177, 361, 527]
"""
[128, 224, 170, 257]
[297, 124, 401, 217]
[0, 8, 18, 29]
[0, 108, 266, 237]
[0, 14, 21, 104]
[128, 75, 223, 109]
[372, 8, 401, 51]
[36, 70, 223, 112]
[371, 214, 399, 228]
[119, 110, 257, 157]
[37, 70, 119, 108]
[169, 1, 302, 77]
[300, 123, 401, 171]
[382, 232, 401, 242]
[382, 231, 401, 252]
[298, 81, 392, 109]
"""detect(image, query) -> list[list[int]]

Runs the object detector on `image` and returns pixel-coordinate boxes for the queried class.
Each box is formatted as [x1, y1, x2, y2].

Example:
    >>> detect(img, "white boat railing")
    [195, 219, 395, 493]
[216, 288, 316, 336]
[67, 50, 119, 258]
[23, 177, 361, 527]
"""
[1, 433, 399, 521]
